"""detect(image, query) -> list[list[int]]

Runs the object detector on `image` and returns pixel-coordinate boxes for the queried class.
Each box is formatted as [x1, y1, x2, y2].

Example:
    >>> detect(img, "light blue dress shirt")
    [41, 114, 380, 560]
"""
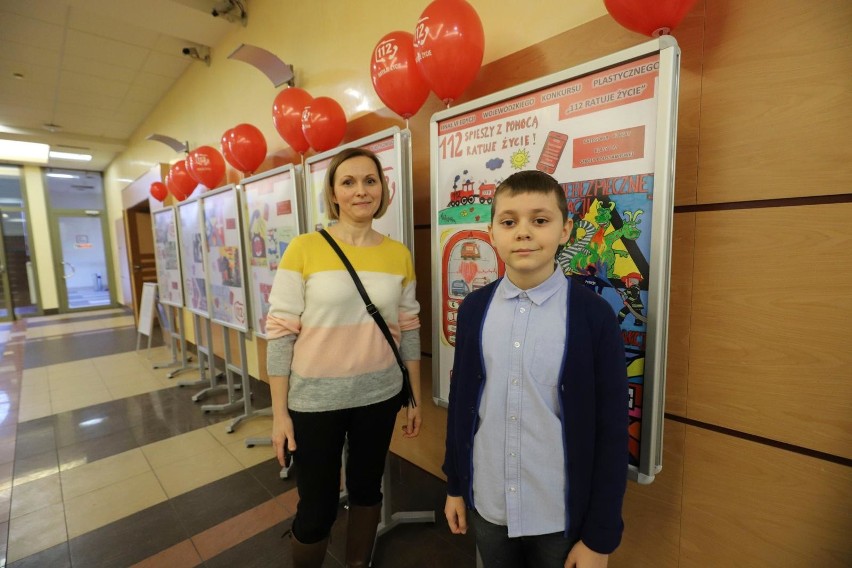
[473, 268, 569, 537]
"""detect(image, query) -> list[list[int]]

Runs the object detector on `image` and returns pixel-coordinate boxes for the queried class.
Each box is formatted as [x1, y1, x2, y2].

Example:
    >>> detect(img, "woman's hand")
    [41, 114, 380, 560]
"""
[401, 404, 422, 438]
[272, 413, 296, 467]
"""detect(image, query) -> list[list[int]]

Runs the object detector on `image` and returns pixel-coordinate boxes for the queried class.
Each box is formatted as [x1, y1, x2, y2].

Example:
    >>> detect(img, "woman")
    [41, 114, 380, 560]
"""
[266, 147, 422, 567]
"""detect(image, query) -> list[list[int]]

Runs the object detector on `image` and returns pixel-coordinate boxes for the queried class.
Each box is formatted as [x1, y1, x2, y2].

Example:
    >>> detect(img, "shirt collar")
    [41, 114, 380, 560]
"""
[498, 266, 566, 305]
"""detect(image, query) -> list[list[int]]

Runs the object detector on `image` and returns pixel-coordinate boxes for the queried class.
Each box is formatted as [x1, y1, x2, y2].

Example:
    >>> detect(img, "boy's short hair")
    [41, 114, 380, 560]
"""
[323, 147, 390, 220]
[490, 170, 568, 222]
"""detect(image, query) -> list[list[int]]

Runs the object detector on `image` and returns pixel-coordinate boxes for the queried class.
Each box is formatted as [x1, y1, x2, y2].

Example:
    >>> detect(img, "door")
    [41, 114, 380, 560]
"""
[51, 211, 115, 312]
[0, 225, 11, 321]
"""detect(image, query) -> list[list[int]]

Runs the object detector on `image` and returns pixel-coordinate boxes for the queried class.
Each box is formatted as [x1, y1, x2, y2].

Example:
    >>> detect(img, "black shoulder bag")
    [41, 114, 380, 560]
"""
[319, 229, 416, 408]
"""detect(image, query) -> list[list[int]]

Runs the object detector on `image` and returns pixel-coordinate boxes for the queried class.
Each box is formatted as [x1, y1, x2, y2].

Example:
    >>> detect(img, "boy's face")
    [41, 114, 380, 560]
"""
[489, 190, 572, 289]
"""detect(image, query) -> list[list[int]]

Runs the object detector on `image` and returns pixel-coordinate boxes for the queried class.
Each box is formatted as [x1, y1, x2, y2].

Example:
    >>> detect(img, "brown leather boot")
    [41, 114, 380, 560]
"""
[345, 503, 382, 567]
[291, 533, 329, 568]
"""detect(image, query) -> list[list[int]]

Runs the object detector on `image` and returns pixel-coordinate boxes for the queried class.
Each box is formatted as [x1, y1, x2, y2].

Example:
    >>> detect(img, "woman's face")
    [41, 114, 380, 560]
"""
[332, 156, 383, 224]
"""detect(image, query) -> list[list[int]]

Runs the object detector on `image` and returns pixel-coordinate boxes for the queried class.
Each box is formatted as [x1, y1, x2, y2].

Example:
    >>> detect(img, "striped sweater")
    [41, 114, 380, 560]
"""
[266, 231, 420, 412]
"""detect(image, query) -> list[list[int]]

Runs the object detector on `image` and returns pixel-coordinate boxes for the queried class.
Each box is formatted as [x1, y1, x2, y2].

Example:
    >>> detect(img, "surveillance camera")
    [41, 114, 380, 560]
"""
[182, 47, 192, 56]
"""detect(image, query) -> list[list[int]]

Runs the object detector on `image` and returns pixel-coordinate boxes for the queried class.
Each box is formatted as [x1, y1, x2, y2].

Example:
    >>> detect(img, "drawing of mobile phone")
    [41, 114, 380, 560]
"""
[537, 131, 569, 174]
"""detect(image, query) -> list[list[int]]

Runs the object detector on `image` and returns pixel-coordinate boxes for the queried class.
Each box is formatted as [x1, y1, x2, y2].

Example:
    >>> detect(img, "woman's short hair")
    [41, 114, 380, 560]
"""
[323, 147, 389, 220]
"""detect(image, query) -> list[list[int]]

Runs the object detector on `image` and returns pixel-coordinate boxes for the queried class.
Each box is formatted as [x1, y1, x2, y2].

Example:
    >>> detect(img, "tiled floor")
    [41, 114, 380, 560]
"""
[0, 309, 476, 567]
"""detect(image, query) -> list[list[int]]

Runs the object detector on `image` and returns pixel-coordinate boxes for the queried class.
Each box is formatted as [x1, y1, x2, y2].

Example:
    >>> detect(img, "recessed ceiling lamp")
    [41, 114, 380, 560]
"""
[46, 172, 77, 179]
[49, 150, 92, 161]
[43, 123, 62, 132]
[0, 139, 49, 164]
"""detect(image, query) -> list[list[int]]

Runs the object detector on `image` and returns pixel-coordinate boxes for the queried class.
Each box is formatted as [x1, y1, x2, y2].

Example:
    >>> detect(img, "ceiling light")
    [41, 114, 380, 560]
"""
[46, 173, 76, 179]
[49, 150, 93, 161]
[0, 139, 49, 164]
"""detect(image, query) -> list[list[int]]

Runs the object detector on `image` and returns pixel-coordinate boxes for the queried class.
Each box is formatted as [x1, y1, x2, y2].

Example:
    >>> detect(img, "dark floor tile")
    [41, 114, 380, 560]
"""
[170, 469, 278, 535]
[52, 406, 135, 448]
[203, 522, 344, 568]
[13, 421, 56, 460]
[57, 427, 139, 470]
[25, 308, 132, 328]
[11, 449, 58, 484]
[246, 457, 298, 497]
[7, 541, 71, 568]
[68, 500, 188, 568]
[24, 327, 163, 369]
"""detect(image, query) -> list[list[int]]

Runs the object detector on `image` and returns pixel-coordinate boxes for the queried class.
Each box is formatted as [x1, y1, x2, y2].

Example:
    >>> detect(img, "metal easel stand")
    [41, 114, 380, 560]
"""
[224, 328, 270, 433]
[198, 322, 244, 413]
[152, 305, 197, 378]
[370, 456, 435, 565]
[177, 313, 215, 390]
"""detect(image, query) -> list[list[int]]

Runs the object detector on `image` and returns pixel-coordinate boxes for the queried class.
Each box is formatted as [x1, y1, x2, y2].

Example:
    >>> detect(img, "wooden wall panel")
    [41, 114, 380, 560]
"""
[665, 212, 695, 417]
[688, 203, 852, 458]
[612, 420, 685, 568]
[680, 426, 852, 567]
[697, 0, 852, 203]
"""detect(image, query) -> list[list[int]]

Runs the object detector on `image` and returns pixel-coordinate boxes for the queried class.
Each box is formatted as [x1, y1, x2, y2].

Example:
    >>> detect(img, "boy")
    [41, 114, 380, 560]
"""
[443, 170, 628, 568]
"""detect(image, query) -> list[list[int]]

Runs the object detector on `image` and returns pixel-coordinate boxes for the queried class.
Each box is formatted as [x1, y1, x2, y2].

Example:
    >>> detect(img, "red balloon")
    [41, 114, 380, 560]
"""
[272, 88, 314, 154]
[220, 129, 247, 172]
[187, 145, 226, 189]
[226, 124, 267, 174]
[371, 31, 430, 119]
[414, 0, 484, 105]
[604, 0, 697, 37]
[301, 97, 347, 152]
[169, 160, 197, 200]
[150, 181, 168, 202]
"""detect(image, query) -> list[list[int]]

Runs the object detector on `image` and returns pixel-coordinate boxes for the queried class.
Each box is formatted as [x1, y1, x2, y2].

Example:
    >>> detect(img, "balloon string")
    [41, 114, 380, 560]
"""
[404, 118, 409, 131]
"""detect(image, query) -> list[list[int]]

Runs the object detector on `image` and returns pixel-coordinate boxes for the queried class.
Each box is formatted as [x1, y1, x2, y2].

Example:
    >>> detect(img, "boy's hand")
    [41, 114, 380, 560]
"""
[444, 495, 468, 534]
[564, 540, 608, 568]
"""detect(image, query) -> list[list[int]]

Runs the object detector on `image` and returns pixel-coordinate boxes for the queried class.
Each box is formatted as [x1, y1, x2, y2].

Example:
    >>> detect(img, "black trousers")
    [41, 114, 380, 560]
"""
[289, 392, 401, 544]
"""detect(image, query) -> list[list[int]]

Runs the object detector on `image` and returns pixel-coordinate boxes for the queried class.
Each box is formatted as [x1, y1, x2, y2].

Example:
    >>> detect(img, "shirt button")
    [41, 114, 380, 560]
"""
[512, 379, 518, 385]
[510, 452, 516, 457]
[509, 487, 516, 492]
[519, 307, 526, 313]
[510, 415, 517, 421]
[513, 341, 520, 348]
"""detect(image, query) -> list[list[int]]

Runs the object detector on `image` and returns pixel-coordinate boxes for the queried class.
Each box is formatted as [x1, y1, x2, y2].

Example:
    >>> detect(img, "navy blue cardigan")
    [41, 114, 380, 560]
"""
[443, 276, 628, 554]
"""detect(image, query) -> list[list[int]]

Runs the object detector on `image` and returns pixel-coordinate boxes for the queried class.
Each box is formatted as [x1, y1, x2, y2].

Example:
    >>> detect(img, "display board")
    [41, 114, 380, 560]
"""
[201, 185, 250, 332]
[304, 127, 414, 249]
[151, 207, 183, 307]
[137, 282, 157, 337]
[176, 199, 208, 316]
[240, 164, 304, 338]
[431, 37, 680, 483]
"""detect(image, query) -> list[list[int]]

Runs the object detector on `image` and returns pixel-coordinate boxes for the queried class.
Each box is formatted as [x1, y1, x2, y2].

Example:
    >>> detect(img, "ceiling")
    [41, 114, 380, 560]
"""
[0, 0, 246, 171]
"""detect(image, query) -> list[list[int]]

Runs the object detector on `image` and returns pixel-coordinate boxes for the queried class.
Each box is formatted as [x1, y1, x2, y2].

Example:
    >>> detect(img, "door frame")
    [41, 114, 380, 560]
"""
[48, 208, 117, 313]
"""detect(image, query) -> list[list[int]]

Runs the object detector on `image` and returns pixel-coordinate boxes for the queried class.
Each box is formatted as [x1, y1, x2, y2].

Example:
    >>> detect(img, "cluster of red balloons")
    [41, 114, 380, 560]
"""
[370, 0, 484, 118]
[604, 0, 697, 37]
[272, 88, 346, 154]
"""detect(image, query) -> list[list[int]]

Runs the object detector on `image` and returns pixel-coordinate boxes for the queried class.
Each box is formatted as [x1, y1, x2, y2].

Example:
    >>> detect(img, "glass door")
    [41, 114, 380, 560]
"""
[52, 211, 114, 311]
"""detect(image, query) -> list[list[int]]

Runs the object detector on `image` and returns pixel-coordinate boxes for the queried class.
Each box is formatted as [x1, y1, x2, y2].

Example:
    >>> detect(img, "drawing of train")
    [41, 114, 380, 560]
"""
[447, 180, 498, 207]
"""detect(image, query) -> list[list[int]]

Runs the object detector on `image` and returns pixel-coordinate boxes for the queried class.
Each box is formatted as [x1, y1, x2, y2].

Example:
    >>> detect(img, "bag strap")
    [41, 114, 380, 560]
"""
[319, 229, 416, 406]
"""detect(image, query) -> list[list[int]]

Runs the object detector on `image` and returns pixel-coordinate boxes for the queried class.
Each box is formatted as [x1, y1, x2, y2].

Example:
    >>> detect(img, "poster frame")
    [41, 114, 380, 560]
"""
[199, 184, 251, 333]
[175, 196, 210, 318]
[302, 126, 414, 252]
[429, 37, 680, 483]
[239, 163, 305, 339]
[151, 206, 184, 308]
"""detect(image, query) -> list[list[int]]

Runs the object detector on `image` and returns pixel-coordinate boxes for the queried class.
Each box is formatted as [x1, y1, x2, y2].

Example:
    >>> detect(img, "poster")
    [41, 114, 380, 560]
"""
[201, 185, 249, 331]
[241, 164, 303, 338]
[431, 38, 680, 482]
[152, 207, 183, 307]
[176, 199, 208, 316]
[304, 127, 413, 248]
